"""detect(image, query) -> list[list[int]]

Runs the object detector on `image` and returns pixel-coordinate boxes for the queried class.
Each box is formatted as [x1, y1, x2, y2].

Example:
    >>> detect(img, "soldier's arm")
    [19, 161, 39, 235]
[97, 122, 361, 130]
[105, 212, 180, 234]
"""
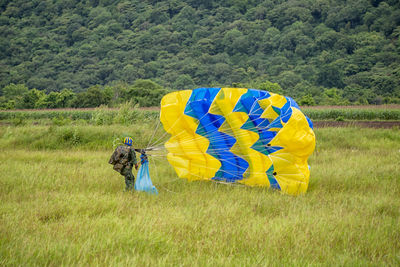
[134, 148, 145, 154]
[130, 148, 138, 169]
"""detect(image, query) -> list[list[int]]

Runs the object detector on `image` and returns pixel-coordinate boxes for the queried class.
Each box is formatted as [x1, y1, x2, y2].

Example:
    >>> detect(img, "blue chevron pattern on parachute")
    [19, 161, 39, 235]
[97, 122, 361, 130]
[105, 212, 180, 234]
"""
[160, 88, 316, 195]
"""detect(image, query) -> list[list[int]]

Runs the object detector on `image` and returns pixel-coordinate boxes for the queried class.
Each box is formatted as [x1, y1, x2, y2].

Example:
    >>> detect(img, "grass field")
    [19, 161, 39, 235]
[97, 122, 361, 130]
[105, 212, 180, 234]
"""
[1, 125, 400, 266]
[1, 105, 400, 125]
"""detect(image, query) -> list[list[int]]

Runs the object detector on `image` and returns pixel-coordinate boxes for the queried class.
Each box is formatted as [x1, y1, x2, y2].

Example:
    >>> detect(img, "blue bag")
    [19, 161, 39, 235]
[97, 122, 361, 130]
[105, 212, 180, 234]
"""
[135, 154, 158, 194]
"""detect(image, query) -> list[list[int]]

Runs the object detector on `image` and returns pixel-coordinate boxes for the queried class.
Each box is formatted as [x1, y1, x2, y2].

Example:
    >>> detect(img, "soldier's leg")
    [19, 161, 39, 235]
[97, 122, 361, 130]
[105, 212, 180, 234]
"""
[125, 169, 135, 191]
[124, 174, 131, 191]
[121, 168, 131, 191]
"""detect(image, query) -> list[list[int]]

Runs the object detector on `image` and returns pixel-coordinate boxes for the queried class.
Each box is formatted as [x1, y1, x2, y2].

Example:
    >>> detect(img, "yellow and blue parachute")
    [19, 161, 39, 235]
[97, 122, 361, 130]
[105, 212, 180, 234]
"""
[160, 88, 315, 195]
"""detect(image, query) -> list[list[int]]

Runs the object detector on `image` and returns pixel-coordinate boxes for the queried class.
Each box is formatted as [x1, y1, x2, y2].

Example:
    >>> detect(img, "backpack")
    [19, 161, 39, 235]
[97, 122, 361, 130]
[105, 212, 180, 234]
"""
[109, 145, 131, 173]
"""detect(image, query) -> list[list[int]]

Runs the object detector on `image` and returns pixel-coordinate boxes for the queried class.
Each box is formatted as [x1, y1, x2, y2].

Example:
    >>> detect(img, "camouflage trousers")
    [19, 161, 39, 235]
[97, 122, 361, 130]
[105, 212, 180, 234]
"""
[121, 167, 135, 191]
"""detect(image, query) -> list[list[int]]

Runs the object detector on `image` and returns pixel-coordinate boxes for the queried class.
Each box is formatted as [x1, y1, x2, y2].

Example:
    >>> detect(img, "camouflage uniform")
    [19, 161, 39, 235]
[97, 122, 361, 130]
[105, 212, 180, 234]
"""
[121, 146, 137, 191]
[109, 145, 137, 191]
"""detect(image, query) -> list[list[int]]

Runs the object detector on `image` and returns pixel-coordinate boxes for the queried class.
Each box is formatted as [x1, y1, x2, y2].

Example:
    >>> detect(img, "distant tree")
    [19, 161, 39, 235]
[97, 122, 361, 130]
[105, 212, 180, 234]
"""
[21, 88, 45, 109]
[132, 79, 162, 91]
[317, 63, 344, 89]
[0, 0, 399, 105]
[35, 95, 50, 109]
[56, 89, 76, 108]
[260, 27, 280, 54]
[321, 88, 349, 105]
[173, 74, 195, 90]
[277, 71, 302, 92]
[126, 79, 168, 107]
[222, 29, 244, 55]
[257, 80, 284, 94]
[76, 85, 110, 108]
[44, 92, 60, 108]
[2, 83, 28, 101]
[298, 94, 316, 106]
[231, 68, 248, 83]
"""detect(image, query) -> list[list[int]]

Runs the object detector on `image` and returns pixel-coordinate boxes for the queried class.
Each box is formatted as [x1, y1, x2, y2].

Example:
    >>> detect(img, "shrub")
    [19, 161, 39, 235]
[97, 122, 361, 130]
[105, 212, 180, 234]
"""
[52, 116, 71, 126]
[91, 105, 115, 125]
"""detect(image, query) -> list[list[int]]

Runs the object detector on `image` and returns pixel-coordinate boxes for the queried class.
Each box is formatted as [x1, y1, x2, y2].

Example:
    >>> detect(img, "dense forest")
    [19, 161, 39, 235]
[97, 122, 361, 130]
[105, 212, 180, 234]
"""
[1, 0, 400, 108]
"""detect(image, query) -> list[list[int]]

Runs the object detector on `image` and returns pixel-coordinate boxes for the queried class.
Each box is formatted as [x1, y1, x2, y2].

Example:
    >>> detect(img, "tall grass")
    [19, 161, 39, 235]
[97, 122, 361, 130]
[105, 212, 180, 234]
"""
[0, 124, 165, 150]
[0, 107, 160, 124]
[0, 127, 399, 266]
[1, 106, 400, 125]
[302, 108, 400, 121]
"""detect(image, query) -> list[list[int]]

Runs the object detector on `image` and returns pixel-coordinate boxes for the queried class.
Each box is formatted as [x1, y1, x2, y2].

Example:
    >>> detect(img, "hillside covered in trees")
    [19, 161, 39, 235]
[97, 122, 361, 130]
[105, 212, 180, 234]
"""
[1, 0, 400, 108]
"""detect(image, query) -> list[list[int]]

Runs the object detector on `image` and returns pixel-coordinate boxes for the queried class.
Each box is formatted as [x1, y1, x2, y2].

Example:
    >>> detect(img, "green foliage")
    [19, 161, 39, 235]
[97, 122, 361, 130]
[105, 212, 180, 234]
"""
[2, 83, 29, 101]
[113, 101, 138, 125]
[319, 88, 350, 106]
[303, 108, 400, 121]
[91, 105, 114, 125]
[1, 84, 29, 109]
[70, 85, 111, 108]
[52, 116, 71, 126]
[257, 80, 283, 94]
[0, 80, 171, 109]
[126, 79, 170, 107]
[11, 116, 26, 126]
[1, 106, 399, 126]
[335, 115, 345, 122]
[0, 123, 157, 150]
[22, 89, 45, 109]
[299, 94, 316, 106]
[0, 0, 399, 105]
[56, 89, 75, 108]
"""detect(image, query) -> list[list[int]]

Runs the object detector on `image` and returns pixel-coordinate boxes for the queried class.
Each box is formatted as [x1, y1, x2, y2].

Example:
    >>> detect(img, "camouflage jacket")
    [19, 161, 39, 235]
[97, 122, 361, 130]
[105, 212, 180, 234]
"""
[109, 145, 137, 173]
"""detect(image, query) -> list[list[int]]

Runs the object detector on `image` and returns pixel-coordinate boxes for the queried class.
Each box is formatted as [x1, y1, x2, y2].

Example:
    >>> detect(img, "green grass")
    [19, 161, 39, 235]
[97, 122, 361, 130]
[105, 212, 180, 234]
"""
[0, 126, 400, 266]
[302, 108, 400, 121]
[1, 105, 400, 126]
[0, 124, 164, 150]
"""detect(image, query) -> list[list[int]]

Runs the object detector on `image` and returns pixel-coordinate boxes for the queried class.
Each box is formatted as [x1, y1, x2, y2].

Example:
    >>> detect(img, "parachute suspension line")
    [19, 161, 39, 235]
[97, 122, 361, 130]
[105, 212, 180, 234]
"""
[147, 155, 167, 159]
[210, 180, 246, 187]
[161, 130, 264, 148]
[149, 139, 262, 179]
[175, 169, 247, 187]
[148, 110, 200, 149]
[153, 130, 281, 175]
[149, 155, 178, 194]
[149, 106, 222, 149]
[159, 177, 182, 184]
[152, 104, 281, 149]
[148, 151, 265, 188]
[155, 109, 266, 149]
[158, 185, 178, 194]
[152, 124, 281, 174]
[149, 119, 186, 149]
[156, 124, 276, 148]
[155, 95, 284, 163]
[145, 116, 162, 150]
[149, 119, 253, 149]
[149, 146, 266, 185]
[149, 154, 159, 179]
[166, 113, 279, 143]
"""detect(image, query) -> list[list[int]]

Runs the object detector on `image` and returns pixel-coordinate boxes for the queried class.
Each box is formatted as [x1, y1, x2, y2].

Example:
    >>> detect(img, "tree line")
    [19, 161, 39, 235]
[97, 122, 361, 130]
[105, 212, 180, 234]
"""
[0, 80, 169, 109]
[0, 0, 400, 107]
[1, 79, 358, 109]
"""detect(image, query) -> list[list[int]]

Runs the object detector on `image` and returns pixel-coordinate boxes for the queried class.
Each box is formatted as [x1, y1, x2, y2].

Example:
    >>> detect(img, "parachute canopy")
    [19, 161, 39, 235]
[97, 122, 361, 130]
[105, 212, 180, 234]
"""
[160, 88, 315, 195]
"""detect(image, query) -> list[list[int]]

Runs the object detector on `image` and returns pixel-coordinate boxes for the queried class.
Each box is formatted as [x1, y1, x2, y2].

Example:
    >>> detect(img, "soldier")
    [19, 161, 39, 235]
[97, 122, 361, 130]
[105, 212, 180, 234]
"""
[109, 137, 138, 191]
